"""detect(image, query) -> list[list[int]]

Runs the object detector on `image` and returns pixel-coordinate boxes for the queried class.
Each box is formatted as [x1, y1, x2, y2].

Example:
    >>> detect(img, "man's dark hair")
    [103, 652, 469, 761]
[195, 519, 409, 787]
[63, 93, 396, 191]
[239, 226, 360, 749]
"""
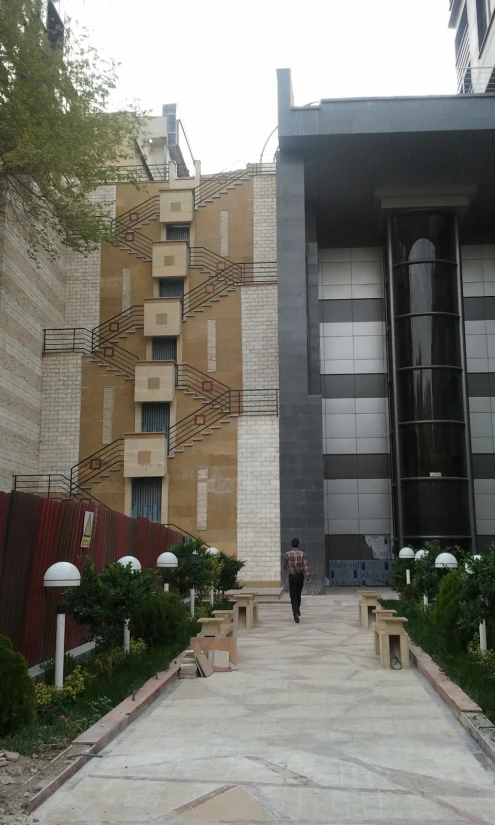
[291, 538, 300, 548]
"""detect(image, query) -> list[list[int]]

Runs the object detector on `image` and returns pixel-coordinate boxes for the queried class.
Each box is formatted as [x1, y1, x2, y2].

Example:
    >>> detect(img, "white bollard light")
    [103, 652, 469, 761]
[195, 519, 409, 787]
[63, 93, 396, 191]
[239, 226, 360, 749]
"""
[117, 556, 142, 652]
[415, 549, 428, 605]
[157, 551, 178, 592]
[190, 588, 195, 617]
[435, 552, 458, 569]
[44, 562, 81, 689]
[480, 619, 488, 654]
[399, 547, 415, 586]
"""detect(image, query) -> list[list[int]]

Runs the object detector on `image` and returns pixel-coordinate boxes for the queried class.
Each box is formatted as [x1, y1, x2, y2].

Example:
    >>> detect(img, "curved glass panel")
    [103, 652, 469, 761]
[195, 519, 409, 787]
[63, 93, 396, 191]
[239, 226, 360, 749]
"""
[392, 213, 456, 265]
[400, 423, 466, 478]
[397, 369, 464, 423]
[396, 315, 461, 369]
[393, 262, 458, 315]
[402, 480, 470, 536]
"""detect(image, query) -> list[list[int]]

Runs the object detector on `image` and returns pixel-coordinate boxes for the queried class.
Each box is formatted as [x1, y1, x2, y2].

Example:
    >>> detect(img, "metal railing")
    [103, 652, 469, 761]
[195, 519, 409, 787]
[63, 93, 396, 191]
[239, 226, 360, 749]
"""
[456, 64, 495, 94]
[93, 306, 144, 344]
[13, 474, 102, 506]
[116, 196, 160, 229]
[194, 163, 275, 208]
[183, 262, 277, 316]
[43, 328, 138, 378]
[175, 364, 230, 402]
[168, 388, 279, 454]
[71, 439, 125, 490]
[103, 164, 169, 184]
[189, 246, 235, 274]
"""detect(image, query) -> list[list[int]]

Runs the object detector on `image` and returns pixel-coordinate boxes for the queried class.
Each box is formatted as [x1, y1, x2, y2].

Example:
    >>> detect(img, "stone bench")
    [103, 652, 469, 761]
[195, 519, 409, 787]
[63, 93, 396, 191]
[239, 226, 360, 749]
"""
[372, 609, 397, 654]
[212, 610, 235, 635]
[358, 591, 378, 629]
[228, 593, 259, 631]
[190, 635, 237, 666]
[197, 617, 225, 637]
[375, 616, 410, 670]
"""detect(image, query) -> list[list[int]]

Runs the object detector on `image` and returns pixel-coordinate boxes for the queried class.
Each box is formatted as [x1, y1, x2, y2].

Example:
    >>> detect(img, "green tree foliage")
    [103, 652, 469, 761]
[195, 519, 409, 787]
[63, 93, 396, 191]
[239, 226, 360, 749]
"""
[64, 558, 158, 654]
[0, 0, 143, 260]
[433, 568, 471, 651]
[460, 549, 495, 646]
[131, 590, 193, 648]
[217, 551, 245, 598]
[0, 635, 36, 736]
[167, 538, 221, 602]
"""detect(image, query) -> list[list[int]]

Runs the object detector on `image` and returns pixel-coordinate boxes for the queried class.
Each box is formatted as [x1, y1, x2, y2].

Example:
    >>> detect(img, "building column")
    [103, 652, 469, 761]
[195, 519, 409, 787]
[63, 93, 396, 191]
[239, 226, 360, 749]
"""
[276, 151, 326, 593]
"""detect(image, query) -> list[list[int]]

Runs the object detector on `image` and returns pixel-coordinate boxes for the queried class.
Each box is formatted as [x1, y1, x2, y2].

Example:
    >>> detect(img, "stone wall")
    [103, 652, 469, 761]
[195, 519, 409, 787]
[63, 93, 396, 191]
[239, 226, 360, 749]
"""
[241, 285, 278, 390]
[253, 173, 276, 275]
[38, 353, 83, 477]
[0, 191, 66, 491]
[237, 416, 281, 582]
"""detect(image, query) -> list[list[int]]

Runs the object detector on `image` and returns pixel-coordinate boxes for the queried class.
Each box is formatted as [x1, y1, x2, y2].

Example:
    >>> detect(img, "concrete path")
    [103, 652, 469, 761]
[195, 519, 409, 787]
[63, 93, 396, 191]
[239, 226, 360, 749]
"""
[33, 592, 495, 825]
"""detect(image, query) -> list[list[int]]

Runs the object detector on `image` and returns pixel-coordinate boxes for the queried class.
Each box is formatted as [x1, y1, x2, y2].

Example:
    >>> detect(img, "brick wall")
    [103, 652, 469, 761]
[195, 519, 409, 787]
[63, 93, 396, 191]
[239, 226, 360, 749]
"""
[241, 285, 279, 389]
[237, 416, 281, 582]
[38, 353, 83, 477]
[65, 186, 116, 330]
[253, 173, 276, 278]
[0, 192, 66, 491]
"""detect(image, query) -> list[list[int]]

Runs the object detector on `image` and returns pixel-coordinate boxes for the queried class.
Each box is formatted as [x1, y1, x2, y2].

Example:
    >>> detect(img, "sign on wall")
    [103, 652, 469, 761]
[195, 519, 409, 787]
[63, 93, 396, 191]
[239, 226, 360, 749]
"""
[329, 559, 391, 587]
[363, 535, 391, 560]
[80, 511, 94, 549]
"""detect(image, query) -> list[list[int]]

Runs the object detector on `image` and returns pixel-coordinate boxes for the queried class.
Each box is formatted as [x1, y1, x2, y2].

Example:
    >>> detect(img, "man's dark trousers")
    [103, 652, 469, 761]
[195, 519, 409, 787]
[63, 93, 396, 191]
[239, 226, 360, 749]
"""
[288, 572, 304, 618]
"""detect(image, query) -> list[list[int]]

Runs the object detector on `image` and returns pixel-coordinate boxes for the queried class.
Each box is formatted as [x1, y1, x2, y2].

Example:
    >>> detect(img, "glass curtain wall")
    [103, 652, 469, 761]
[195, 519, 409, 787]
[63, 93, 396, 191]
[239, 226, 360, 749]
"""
[386, 211, 475, 550]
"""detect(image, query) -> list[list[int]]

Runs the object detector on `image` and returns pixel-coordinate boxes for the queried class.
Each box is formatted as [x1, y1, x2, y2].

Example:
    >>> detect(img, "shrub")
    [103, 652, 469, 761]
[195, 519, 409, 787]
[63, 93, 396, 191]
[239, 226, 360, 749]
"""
[390, 557, 410, 596]
[0, 635, 36, 736]
[460, 550, 495, 647]
[217, 552, 245, 597]
[167, 539, 221, 602]
[194, 604, 213, 620]
[401, 582, 420, 602]
[433, 569, 471, 650]
[65, 557, 159, 655]
[131, 590, 192, 647]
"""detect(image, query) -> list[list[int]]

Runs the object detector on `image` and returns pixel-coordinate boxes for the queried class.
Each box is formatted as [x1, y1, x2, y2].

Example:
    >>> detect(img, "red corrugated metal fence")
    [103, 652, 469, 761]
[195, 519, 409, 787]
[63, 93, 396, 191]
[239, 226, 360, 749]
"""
[0, 492, 187, 666]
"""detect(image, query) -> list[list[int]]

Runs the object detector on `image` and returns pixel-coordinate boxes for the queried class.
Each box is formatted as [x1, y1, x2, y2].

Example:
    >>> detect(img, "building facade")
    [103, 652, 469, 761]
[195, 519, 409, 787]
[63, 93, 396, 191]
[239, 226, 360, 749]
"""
[276, 68, 495, 591]
[1, 104, 281, 587]
[450, 0, 495, 91]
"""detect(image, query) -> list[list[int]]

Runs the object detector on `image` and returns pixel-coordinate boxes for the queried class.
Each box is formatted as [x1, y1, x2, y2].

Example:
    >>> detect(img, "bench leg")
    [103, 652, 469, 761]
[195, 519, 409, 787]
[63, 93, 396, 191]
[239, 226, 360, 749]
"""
[373, 627, 380, 655]
[379, 632, 391, 669]
[253, 605, 259, 626]
[400, 633, 410, 669]
[246, 604, 254, 631]
[361, 603, 369, 629]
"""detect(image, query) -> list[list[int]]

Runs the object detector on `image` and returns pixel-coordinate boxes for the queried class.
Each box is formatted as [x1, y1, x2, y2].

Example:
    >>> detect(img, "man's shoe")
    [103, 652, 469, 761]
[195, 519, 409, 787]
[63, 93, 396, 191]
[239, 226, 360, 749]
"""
[294, 615, 300, 623]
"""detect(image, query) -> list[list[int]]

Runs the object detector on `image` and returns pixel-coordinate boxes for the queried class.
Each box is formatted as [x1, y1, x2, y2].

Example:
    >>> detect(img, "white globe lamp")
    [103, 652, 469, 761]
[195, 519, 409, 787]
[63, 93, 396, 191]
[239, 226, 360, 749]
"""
[434, 552, 458, 569]
[157, 551, 178, 592]
[207, 547, 220, 603]
[43, 562, 81, 689]
[399, 547, 415, 585]
[117, 555, 142, 572]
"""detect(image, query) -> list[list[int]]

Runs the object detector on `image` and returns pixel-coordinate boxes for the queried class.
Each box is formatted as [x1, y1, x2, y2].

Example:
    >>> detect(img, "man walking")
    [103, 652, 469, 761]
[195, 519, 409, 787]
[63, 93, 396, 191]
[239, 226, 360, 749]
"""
[283, 538, 311, 623]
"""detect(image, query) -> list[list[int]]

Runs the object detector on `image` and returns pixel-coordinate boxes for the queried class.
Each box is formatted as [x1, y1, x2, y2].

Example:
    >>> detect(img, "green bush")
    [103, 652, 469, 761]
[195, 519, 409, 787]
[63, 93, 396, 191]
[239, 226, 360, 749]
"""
[131, 590, 192, 647]
[217, 552, 245, 597]
[167, 539, 221, 602]
[401, 582, 420, 602]
[433, 569, 471, 650]
[390, 557, 410, 596]
[460, 550, 495, 647]
[0, 636, 36, 736]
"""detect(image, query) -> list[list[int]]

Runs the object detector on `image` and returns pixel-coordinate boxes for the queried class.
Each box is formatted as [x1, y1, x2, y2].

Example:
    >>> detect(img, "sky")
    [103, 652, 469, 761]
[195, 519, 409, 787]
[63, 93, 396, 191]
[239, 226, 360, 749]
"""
[64, 0, 456, 174]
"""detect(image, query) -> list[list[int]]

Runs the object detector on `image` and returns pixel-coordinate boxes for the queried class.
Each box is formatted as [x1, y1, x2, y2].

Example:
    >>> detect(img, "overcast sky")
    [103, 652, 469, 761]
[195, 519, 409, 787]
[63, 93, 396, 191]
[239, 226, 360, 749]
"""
[66, 0, 456, 173]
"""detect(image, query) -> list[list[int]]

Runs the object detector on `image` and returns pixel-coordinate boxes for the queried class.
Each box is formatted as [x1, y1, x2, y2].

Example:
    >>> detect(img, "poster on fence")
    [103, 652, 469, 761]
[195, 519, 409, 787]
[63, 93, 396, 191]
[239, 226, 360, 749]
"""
[80, 511, 94, 549]
[329, 559, 390, 587]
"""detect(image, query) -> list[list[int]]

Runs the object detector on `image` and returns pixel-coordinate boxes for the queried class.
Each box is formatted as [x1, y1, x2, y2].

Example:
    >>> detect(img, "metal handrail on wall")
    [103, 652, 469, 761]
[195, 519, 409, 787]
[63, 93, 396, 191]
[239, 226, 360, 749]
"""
[43, 328, 138, 378]
[13, 474, 102, 506]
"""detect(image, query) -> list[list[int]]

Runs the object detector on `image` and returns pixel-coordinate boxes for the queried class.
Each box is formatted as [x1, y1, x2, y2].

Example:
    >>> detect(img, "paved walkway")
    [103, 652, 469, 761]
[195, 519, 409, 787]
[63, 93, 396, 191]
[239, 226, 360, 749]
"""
[33, 592, 495, 825]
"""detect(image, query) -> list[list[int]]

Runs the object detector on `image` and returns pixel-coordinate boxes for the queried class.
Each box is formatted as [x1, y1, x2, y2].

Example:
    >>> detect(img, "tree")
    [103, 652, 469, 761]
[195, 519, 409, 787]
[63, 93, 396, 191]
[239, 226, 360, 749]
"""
[167, 539, 221, 603]
[0, 1, 143, 260]
[216, 552, 245, 598]
[64, 558, 158, 655]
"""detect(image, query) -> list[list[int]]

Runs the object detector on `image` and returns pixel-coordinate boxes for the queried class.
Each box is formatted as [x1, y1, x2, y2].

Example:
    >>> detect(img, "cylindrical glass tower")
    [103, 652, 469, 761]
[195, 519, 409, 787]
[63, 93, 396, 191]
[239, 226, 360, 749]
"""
[386, 211, 476, 550]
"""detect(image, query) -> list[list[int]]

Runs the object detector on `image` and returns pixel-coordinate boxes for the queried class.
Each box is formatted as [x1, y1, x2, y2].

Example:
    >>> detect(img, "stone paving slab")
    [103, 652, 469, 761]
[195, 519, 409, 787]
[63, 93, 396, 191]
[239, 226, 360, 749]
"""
[31, 592, 495, 825]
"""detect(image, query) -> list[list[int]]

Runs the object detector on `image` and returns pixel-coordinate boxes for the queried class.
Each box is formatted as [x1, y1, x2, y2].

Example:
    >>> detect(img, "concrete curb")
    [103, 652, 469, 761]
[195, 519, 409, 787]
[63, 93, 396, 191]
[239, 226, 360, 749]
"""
[26, 656, 183, 814]
[409, 643, 495, 765]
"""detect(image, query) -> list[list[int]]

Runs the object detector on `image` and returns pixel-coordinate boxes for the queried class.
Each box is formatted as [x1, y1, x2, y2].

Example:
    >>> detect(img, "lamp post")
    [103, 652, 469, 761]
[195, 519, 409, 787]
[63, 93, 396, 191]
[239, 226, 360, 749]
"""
[434, 552, 458, 569]
[414, 548, 428, 606]
[117, 555, 141, 653]
[44, 562, 81, 689]
[207, 547, 219, 606]
[399, 547, 415, 586]
[157, 551, 178, 592]
[464, 555, 487, 653]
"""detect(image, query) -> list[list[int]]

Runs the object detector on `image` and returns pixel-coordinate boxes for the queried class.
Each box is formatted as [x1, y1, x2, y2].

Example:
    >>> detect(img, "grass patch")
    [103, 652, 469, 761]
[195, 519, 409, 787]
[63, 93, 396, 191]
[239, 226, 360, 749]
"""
[380, 599, 495, 724]
[0, 630, 195, 757]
